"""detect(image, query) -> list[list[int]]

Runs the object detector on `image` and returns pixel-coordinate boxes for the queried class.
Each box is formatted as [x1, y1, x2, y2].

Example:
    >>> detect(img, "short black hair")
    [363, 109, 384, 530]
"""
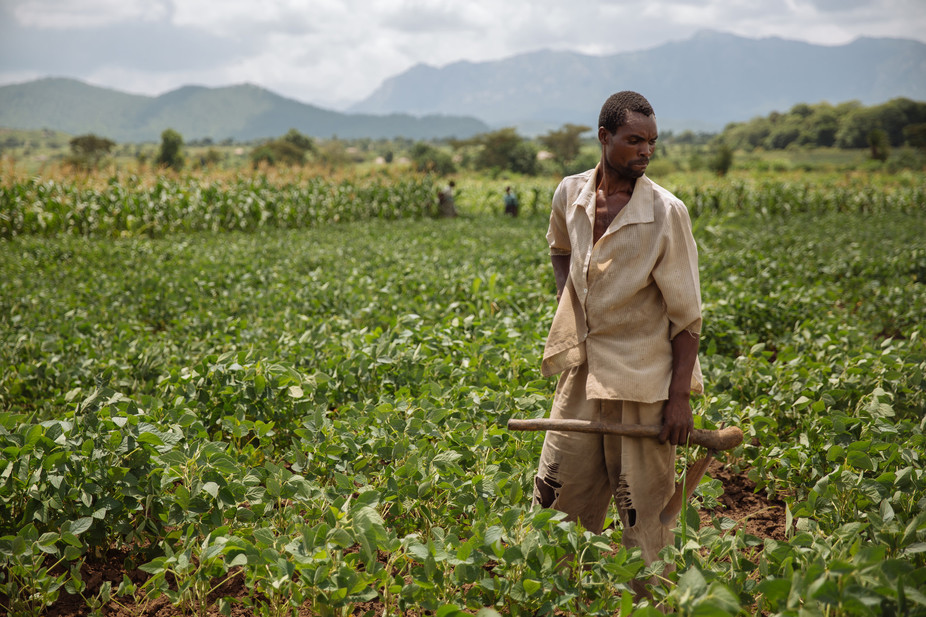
[598, 91, 654, 133]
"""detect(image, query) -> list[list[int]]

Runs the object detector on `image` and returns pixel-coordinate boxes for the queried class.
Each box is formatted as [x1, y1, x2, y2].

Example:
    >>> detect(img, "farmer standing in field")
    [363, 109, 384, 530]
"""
[437, 180, 458, 217]
[533, 91, 702, 581]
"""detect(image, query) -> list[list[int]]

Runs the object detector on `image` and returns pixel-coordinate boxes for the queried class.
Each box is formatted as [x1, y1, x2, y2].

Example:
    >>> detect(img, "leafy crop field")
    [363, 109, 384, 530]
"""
[0, 172, 924, 616]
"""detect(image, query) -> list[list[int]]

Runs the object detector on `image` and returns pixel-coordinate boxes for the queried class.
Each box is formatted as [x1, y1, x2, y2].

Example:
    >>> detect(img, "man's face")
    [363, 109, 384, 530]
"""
[599, 111, 658, 180]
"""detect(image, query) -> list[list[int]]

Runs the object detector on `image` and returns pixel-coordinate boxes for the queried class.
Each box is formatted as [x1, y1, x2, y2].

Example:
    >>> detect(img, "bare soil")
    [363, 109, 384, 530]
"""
[700, 459, 789, 542]
[37, 462, 786, 617]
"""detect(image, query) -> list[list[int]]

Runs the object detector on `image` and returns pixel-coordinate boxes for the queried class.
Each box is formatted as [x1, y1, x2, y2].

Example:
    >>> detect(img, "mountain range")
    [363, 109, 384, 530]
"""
[1, 31, 924, 142]
[351, 30, 926, 134]
[0, 79, 490, 143]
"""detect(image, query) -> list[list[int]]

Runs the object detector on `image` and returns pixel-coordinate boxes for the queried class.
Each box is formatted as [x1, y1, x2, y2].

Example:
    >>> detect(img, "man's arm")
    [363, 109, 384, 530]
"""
[658, 330, 700, 445]
[551, 254, 570, 302]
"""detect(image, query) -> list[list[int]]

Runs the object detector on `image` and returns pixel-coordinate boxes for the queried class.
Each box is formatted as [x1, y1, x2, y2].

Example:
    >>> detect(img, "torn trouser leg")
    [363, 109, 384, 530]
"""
[532, 363, 676, 565]
[611, 397, 676, 566]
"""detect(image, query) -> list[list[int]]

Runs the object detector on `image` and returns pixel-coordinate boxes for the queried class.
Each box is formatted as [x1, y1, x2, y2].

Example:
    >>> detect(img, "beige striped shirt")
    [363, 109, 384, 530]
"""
[542, 168, 703, 403]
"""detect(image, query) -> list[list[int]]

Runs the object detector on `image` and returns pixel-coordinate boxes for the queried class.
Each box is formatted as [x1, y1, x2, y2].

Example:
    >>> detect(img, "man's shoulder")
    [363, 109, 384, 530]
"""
[554, 168, 596, 201]
[644, 176, 679, 201]
[560, 168, 596, 186]
[644, 176, 688, 212]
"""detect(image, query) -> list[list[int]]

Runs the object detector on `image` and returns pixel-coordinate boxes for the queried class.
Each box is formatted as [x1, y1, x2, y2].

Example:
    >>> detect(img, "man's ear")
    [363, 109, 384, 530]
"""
[597, 126, 610, 145]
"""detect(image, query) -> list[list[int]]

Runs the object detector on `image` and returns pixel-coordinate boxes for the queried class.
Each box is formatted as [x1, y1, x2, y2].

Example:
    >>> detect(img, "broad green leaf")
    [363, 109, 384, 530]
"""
[287, 385, 303, 398]
[903, 542, 926, 555]
[69, 517, 94, 535]
[436, 604, 464, 617]
[522, 578, 541, 594]
[757, 578, 791, 606]
[846, 450, 874, 471]
[137, 431, 165, 446]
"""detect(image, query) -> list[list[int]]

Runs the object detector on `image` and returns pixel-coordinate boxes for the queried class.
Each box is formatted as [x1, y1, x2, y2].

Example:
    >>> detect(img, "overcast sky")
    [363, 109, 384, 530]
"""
[2, 0, 925, 110]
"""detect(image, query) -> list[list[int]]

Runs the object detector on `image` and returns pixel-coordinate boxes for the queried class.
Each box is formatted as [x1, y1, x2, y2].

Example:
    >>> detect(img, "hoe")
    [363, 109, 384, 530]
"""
[506, 418, 744, 524]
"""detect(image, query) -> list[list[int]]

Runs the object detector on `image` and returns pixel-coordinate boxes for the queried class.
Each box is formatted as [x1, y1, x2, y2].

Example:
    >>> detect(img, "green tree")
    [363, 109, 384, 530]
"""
[722, 118, 771, 151]
[282, 128, 315, 154]
[834, 107, 878, 149]
[540, 123, 591, 172]
[903, 123, 926, 151]
[409, 142, 455, 175]
[475, 128, 538, 175]
[789, 102, 814, 118]
[317, 140, 352, 169]
[156, 129, 185, 171]
[251, 129, 316, 168]
[67, 133, 115, 170]
[877, 98, 926, 145]
[197, 148, 223, 169]
[251, 141, 305, 168]
[799, 105, 839, 147]
[764, 125, 801, 149]
[868, 128, 890, 161]
[708, 142, 734, 176]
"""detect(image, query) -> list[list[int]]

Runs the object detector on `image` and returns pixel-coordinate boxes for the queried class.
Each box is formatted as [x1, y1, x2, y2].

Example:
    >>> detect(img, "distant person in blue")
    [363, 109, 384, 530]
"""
[503, 186, 519, 217]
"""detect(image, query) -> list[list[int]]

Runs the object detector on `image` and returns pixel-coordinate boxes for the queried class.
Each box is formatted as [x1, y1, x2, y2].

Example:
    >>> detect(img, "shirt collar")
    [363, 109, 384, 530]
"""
[573, 165, 655, 232]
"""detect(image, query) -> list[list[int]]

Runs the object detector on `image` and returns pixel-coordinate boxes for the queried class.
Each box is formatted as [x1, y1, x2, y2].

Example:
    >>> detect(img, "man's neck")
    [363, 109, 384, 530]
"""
[596, 165, 636, 197]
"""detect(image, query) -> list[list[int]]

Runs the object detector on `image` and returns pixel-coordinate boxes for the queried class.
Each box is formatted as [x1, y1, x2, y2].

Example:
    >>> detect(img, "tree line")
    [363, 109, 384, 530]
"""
[51, 97, 926, 175]
[718, 97, 926, 159]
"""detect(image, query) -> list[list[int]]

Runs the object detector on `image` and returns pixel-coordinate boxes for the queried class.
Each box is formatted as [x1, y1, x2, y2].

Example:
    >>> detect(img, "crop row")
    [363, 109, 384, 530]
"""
[672, 177, 926, 218]
[0, 174, 437, 238]
[2, 172, 925, 240]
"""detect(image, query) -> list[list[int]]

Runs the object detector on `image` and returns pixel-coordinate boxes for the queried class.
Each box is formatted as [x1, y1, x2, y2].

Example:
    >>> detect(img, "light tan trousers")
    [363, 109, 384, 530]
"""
[533, 364, 676, 565]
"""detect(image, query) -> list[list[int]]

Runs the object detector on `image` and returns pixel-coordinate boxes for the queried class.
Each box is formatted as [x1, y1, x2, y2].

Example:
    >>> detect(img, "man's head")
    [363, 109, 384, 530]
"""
[598, 91, 657, 180]
[598, 91, 654, 134]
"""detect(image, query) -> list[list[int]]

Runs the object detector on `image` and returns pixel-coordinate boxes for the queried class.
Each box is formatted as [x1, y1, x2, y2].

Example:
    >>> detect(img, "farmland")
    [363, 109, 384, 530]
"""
[1, 169, 925, 616]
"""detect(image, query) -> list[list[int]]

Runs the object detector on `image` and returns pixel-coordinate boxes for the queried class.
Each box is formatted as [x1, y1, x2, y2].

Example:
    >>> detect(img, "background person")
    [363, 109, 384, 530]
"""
[437, 180, 458, 218]
[504, 186, 519, 217]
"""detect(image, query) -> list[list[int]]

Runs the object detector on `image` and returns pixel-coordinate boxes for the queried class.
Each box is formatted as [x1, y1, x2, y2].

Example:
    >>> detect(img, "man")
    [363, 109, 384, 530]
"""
[533, 91, 703, 570]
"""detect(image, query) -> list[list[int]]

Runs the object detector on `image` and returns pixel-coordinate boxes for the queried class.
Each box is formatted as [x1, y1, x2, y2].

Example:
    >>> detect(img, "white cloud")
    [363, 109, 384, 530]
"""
[2, 0, 925, 107]
[10, 0, 168, 29]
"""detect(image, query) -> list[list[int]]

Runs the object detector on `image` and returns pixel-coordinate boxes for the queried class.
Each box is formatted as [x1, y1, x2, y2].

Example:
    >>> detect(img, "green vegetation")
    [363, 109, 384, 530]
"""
[0, 168, 924, 615]
[250, 129, 317, 168]
[0, 174, 437, 239]
[66, 134, 116, 171]
[718, 98, 926, 153]
[539, 123, 592, 174]
[156, 128, 185, 171]
[3, 97, 925, 180]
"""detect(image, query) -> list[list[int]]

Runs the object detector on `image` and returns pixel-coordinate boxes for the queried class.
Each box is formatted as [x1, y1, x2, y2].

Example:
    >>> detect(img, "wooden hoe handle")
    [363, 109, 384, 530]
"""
[506, 418, 744, 451]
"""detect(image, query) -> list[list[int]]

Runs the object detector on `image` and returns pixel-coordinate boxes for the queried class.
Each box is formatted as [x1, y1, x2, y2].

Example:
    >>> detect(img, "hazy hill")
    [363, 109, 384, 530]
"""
[350, 31, 926, 133]
[0, 78, 491, 143]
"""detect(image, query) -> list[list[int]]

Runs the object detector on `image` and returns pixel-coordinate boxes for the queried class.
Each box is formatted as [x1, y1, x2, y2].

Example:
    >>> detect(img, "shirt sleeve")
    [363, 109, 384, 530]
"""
[546, 179, 572, 256]
[654, 200, 702, 339]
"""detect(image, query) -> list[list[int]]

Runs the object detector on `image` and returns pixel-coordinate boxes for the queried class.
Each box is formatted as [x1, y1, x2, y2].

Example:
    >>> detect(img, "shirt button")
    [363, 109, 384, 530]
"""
[583, 288, 588, 294]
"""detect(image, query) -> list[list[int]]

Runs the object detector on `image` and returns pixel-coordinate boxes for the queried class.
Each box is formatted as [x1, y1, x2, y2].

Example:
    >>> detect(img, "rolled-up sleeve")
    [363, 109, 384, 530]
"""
[546, 181, 572, 256]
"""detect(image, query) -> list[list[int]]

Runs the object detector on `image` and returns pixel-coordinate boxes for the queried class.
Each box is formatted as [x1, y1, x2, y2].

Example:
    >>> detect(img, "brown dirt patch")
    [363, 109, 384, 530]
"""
[700, 459, 789, 541]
